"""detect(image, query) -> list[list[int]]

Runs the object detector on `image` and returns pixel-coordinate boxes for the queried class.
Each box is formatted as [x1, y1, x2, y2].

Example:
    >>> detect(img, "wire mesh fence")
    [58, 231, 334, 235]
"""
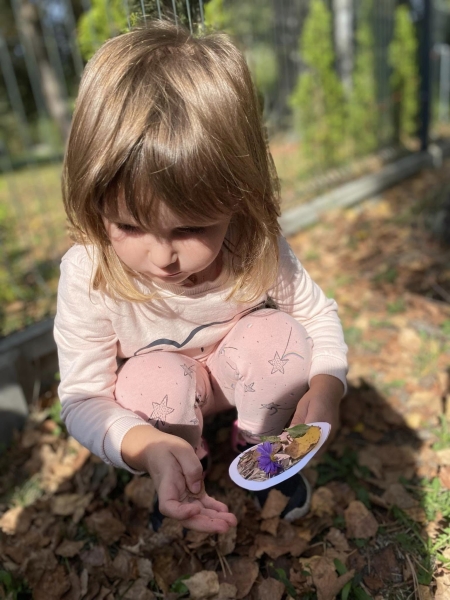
[0, 0, 447, 337]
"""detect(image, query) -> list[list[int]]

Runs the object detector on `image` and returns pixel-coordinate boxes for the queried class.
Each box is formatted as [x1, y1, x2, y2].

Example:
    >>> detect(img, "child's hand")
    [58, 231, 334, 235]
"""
[289, 374, 344, 450]
[122, 426, 237, 533]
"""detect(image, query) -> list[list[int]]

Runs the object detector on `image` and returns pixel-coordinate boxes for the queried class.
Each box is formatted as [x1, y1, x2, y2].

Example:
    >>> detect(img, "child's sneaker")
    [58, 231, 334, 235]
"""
[231, 420, 312, 520]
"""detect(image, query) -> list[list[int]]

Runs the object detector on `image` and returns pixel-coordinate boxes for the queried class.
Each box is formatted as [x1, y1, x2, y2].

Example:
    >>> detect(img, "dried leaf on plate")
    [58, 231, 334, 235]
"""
[284, 426, 321, 459]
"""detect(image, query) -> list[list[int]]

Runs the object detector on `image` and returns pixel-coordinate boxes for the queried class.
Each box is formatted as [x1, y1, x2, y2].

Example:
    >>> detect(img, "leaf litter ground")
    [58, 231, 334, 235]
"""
[1, 161, 450, 599]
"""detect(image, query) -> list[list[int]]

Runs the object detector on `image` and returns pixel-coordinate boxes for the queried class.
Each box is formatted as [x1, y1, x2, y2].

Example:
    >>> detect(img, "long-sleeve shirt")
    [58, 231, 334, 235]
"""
[54, 236, 348, 472]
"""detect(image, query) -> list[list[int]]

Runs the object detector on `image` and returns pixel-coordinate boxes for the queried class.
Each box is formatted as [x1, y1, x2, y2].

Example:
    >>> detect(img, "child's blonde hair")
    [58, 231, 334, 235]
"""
[62, 19, 281, 302]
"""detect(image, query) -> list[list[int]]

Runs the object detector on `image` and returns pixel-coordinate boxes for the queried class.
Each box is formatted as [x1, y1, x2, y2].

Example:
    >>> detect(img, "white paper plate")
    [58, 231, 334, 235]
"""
[228, 422, 331, 491]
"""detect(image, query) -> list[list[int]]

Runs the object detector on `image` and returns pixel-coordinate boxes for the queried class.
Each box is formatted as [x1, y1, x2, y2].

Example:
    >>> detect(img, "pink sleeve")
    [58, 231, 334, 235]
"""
[268, 237, 348, 393]
[54, 248, 153, 472]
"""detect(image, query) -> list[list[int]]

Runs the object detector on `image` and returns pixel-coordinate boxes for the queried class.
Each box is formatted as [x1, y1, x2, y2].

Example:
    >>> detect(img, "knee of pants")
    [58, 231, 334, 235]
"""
[114, 352, 198, 420]
[223, 308, 313, 375]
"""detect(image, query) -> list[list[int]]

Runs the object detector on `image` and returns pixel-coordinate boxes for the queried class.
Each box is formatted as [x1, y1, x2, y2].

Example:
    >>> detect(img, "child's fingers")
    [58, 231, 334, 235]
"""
[181, 513, 234, 534]
[188, 502, 236, 524]
[201, 494, 232, 515]
[172, 448, 204, 494]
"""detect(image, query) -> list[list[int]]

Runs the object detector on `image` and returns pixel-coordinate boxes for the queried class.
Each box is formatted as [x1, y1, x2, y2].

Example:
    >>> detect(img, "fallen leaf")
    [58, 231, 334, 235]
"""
[32, 564, 71, 600]
[358, 448, 383, 479]
[125, 476, 156, 509]
[80, 545, 108, 569]
[418, 584, 434, 600]
[51, 493, 93, 517]
[439, 465, 450, 489]
[260, 489, 289, 519]
[363, 573, 384, 592]
[217, 527, 236, 555]
[105, 549, 135, 581]
[84, 509, 126, 545]
[0, 506, 33, 535]
[22, 548, 57, 588]
[185, 571, 220, 600]
[376, 445, 416, 468]
[120, 578, 156, 600]
[403, 505, 427, 523]
[214, 582, 237, 599]
[254, 532, 308, 559]
[219, 557, 259, 599]
[325, 527, 350, 552]
[260, 516, 279, 535]
[311, 487, 336, 517]
[307, 555, 355, 600]
[370, 545, 402, 584]
[137, 558, 154, 584]
[382, 483, 418, 509]
[325, 481, 356, 508]
[55, 539, 85, 558]
[435, 569, 450, 600]
[436, 448, 450, 466]
[256, 577, 285, 600]
[344, 500, 378, 539]
[285, 426, 321, 459]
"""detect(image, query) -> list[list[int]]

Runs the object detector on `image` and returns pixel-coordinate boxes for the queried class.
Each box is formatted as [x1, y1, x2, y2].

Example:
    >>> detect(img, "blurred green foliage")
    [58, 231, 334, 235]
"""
[347, 0, 378, 156]
[77, 0, 128, 60]
[389, 4, 419, 143]
[78, 0, 205, 60]
[204, 0, 278, 98]
[289, 0, 418, 171]
[289, 0, 346, 170]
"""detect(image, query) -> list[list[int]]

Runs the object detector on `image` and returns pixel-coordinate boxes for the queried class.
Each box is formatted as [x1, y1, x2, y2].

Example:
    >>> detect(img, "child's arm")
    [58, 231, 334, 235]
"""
[269, 237, 348, 431]
[121, 425, 237, 532]
[290, 373, 344, 433]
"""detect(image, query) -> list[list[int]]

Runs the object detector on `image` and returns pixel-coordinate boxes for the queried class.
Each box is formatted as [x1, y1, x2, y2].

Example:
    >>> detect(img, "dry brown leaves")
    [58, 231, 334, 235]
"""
[2, 162, 450, 598]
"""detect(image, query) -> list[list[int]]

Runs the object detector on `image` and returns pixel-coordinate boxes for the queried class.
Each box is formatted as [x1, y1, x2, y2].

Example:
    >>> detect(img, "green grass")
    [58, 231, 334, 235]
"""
[432, 416, 450, 452]
[387, 298, 406, 314]
[7, 475, 44, 508]
[0, 570, 32, 600]
[0, 162, 69, 335]
[415, 332, 449, 377]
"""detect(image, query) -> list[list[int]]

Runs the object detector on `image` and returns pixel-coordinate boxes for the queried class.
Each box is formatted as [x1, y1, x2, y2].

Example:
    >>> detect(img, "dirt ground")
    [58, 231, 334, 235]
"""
[1, 161, 450, 600]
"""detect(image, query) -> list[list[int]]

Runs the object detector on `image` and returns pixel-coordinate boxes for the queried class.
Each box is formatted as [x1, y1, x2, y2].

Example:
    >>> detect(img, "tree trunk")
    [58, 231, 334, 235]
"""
[333, 0, 353, 93]
[16, 0, 71, 143]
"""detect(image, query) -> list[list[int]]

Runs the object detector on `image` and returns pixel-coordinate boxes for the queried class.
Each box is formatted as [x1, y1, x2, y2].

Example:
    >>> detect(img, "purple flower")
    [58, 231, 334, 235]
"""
[257, 442, 282, 476]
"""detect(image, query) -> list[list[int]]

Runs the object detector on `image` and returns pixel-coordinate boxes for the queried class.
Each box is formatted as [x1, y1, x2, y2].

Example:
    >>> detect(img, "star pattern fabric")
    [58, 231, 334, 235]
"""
[268, 351, 289, 374]
[244, 382, 255, 392]
[181, 364, 195, 378]
[260, 402, 283, 415]
[150, 395, 174, 425]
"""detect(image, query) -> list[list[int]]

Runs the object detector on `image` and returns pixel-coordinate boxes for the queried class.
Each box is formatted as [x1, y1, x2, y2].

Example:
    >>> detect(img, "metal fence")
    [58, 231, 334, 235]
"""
[0, 0, 447, 337]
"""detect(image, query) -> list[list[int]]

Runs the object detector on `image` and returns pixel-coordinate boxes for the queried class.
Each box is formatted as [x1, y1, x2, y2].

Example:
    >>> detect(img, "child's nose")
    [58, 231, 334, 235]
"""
[148, 237, 177, 269]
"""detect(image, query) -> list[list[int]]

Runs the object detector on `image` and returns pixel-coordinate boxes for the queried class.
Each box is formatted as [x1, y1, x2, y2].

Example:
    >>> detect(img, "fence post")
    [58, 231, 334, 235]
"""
[419, 0, 432, 151]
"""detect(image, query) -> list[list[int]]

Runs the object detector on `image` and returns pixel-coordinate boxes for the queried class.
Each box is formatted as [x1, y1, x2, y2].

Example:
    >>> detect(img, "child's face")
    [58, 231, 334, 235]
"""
[103, 202, 231, 287]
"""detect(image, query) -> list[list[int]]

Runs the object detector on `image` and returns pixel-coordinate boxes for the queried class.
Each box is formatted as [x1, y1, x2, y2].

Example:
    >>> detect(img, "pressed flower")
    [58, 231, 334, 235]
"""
[256, 441, 282, 476]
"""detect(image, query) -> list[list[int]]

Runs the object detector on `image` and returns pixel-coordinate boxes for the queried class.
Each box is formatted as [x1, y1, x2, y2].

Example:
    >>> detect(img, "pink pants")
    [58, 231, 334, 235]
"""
[115, 309, 312, 459]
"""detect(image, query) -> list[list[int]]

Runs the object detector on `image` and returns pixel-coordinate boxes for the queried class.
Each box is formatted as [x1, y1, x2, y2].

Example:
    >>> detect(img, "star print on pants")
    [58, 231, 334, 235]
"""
[150, 395, 174, 426]
[181, 364, 195, 378]
[268, 351, 289, 374]
[244, 382, 255, 392]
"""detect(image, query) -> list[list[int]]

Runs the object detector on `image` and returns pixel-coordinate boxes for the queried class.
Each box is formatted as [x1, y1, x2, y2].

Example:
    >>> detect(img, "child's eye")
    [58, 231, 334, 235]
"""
[116, 223, 142, 234]
[176, 226, 206, 235]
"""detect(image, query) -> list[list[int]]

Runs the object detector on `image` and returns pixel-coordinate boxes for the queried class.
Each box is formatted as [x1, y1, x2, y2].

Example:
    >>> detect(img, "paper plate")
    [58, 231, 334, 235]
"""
[228, 422, 331, 491]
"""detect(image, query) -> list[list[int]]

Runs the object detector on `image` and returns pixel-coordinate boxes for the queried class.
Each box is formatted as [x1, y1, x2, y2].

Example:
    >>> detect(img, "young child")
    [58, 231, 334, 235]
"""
[55, 19, 348, 535]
